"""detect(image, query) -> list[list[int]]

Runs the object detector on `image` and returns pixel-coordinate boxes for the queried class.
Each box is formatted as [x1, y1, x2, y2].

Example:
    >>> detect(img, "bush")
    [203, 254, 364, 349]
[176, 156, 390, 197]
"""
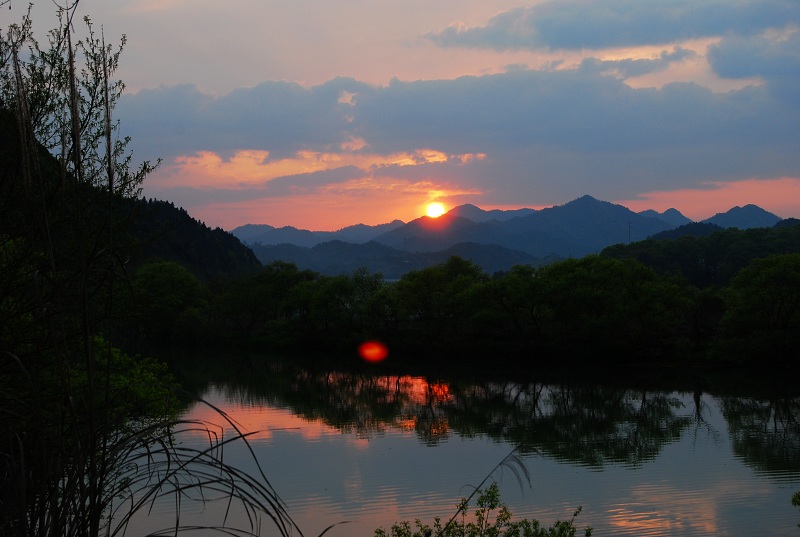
[374, 483, 592, 537]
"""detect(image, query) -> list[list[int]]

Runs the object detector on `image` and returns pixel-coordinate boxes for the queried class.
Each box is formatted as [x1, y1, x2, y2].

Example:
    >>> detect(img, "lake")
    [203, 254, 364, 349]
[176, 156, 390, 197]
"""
[129, 358, 800, 536]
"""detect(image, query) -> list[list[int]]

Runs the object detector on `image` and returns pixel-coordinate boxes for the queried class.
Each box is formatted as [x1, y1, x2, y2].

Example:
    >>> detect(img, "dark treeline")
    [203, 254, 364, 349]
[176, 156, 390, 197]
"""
[125, 222, 800, 374]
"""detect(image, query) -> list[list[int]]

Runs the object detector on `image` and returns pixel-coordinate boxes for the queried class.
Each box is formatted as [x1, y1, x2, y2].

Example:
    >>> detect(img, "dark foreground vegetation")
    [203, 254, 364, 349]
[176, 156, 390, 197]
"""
[123, 222, 800, 376]
[2, 3, 798, 537]
[2, 6, 312, 537]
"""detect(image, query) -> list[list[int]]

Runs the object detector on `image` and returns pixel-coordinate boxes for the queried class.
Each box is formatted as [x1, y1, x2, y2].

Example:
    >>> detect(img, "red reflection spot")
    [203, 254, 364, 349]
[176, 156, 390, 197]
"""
[358, 340, 388, 362]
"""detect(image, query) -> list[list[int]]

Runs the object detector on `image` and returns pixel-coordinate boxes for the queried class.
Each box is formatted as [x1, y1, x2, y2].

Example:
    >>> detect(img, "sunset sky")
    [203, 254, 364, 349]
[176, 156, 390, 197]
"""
[5, 0, 800, 230]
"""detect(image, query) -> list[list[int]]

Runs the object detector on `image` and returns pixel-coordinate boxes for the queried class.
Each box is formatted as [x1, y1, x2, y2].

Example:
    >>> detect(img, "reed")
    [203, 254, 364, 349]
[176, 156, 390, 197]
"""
[1, 4, 318, 536]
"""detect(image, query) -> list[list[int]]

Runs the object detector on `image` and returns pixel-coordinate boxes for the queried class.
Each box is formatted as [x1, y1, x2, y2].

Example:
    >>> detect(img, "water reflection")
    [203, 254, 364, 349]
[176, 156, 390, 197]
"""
[721, 396, 800, 474]
[206, 360, 696, 466]
[164, 355, 800, 536]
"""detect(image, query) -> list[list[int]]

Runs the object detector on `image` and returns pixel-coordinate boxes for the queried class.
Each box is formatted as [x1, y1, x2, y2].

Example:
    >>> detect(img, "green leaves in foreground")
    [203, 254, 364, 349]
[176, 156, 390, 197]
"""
[793, 491, 800, 527]
[374, 482, 592, 537]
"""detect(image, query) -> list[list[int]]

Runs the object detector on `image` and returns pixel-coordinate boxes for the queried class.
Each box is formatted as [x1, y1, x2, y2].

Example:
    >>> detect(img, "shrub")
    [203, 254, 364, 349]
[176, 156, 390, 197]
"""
[374, 483, 592, 537]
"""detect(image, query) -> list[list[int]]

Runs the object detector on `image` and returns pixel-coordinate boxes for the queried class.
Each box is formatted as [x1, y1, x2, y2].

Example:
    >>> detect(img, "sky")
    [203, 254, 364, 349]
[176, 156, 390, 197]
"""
[4, 0, 800, 231]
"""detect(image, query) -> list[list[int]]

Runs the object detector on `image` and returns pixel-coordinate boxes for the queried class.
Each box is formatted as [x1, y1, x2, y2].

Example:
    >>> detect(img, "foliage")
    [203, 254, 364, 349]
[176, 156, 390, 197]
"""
[0, 336, 180, 537]
[712, 253, 800, 365]
[128, 260, 207, 346]
[794, 491, 800, 527]
[602, 223, 800, 288]
[191, 240, 800, 371]
[1, 5, 157, 196]
[531, 256, 692, 360]
[128, 198, 262, 281]
[1, 4, 306, 537]
[374, 483, 592, 537]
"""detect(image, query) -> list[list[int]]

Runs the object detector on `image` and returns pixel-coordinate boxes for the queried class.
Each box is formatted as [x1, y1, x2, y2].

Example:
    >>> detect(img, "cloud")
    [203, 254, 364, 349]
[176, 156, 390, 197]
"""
[708, 28, 800, 105]
[353, 69, 797, 155]
[116, 26, 800, 229]
[123, 64, 800, 217]
[117, 77, 372, 162]
[579, 47, 698, 79]
[425, 0, 800, 51]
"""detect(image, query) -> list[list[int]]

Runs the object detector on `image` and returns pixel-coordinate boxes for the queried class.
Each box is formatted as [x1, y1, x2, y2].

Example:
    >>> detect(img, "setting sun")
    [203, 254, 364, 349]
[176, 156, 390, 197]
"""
[426, 202, 446, 218]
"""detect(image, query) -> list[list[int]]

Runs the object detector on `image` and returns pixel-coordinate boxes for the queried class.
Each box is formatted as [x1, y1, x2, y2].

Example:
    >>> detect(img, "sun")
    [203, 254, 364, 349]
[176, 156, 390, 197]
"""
[426, 202, 446, 218]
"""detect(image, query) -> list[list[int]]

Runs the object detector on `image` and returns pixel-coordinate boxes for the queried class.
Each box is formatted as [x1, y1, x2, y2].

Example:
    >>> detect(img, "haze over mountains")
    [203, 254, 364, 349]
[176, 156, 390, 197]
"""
[232, 195, 786, 277]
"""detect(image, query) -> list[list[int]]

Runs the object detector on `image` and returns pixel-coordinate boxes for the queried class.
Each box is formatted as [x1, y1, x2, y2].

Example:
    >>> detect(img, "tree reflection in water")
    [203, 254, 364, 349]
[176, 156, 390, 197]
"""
[721, 396, 800, 474]
[164, 354, 800, 536]
[179, 356, 718, 468]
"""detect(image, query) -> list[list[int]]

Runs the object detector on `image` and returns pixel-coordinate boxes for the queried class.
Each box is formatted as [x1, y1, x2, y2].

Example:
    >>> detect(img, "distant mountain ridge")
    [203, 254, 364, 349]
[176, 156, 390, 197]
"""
[232, 196, 786, 276]
[250, 240, 542, 279]
[638, 208, 692, 227]
[232, 220, 405, 248]
[702, 204, 781, 229]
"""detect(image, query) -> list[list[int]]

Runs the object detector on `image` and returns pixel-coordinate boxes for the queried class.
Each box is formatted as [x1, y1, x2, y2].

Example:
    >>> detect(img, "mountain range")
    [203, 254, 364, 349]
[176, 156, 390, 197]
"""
[232, 195, 786, 277]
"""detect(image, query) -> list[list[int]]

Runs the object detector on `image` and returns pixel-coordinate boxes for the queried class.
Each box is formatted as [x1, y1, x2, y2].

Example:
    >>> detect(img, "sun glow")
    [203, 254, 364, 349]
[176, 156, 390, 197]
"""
[358, 341, 388, 363]
[426, 202, 446, 218]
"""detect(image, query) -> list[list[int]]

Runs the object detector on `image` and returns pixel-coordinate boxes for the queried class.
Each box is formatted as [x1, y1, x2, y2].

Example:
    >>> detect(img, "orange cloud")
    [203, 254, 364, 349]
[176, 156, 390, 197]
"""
[163, 148, 486, 190]
[151, 146, 485, 229]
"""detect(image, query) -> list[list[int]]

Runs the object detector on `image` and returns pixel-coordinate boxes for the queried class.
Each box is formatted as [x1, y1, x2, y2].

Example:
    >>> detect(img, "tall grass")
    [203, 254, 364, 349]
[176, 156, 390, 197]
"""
[0, 4, 321, 536]
[0, 347, 315, 537]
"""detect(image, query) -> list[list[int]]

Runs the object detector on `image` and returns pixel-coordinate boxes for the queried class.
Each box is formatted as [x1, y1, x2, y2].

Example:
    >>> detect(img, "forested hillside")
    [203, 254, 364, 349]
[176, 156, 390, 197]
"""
[129, 236, 800, 373]
[602, 222, 800, 288]
[126, 198, 261, 280]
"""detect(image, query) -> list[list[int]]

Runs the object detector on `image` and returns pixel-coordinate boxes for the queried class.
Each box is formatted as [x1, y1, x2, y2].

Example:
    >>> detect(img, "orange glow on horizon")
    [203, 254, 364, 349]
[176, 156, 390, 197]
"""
[149, 150, 800, 232]
[616, 177, 800, 221]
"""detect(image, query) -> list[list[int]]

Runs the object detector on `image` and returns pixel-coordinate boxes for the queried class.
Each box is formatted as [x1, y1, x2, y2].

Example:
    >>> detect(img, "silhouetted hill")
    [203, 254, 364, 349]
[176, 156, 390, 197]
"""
[638, 208, 692, 227]
[374, 213, 508, 252]
[235, 195, 790, 279]
[231, 223, 277, 243]
[249, 239, 543, 278]
[231, 220, 405, 247]
[494, 195, 672, 257]
[333, 220, 406, 242]
[701, 204, 780, 228]
[776, 217, 800, 228]
[244, 196, 792, 274]
[447, 204, 537, 222]
[649, 222, 723, 240]
[1, 109, 259, 282]
[128, 199, 262, 281]
[603, 222, 800, 287]
[373, 195, 672, 258]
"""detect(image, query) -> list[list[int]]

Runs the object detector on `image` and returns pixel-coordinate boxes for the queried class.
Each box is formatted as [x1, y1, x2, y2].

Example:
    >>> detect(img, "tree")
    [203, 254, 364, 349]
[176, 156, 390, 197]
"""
[393, 257, 488, 354]
[714, 253, 800, 366]
[1, 5, 170, 536]
[130, 261, 206, 345]
[2, 6, 304, 537]
[1, 4, 158, 196]
[536, 256, 691, 361]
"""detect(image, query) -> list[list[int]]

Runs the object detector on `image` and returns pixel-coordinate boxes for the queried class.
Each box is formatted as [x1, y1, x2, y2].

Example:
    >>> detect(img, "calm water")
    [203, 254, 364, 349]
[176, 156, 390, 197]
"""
[130, 361, 800, 536]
